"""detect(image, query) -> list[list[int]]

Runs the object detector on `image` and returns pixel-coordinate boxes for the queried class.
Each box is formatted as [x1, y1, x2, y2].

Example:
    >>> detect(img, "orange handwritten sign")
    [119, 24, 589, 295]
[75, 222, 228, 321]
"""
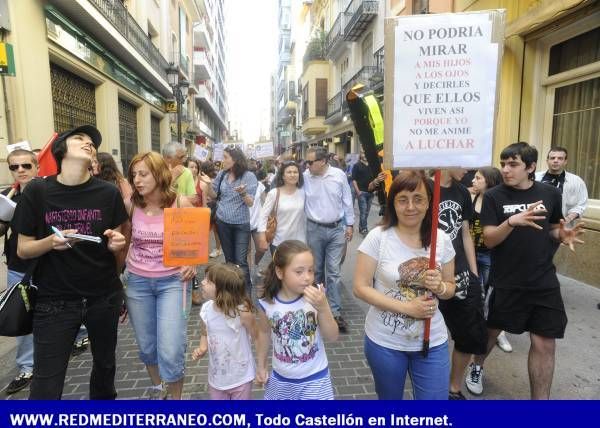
[163, 207, 210, 266]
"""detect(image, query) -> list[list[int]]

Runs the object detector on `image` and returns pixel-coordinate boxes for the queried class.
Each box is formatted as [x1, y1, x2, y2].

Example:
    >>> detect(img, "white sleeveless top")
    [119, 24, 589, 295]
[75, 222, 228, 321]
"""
[200, 300, 255, 390]
[258, 295, 328, 379]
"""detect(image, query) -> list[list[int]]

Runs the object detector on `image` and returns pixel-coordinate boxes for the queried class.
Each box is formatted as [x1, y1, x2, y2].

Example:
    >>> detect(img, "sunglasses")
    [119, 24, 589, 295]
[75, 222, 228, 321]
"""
[9, 163, 33, 171]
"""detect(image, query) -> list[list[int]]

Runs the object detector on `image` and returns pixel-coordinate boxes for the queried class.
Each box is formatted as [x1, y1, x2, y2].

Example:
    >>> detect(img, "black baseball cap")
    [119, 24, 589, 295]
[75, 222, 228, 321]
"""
[54, 125, 102, 149]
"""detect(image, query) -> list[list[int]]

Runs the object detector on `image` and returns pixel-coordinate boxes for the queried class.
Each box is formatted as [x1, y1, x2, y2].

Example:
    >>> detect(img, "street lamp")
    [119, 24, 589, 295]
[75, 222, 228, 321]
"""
[166, 65, 190, 143]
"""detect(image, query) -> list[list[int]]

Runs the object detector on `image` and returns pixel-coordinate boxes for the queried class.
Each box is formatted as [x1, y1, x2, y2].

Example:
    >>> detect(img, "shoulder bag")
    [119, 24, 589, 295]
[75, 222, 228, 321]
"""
[265, 189, 280, 244]
[0, 178, 46, 336]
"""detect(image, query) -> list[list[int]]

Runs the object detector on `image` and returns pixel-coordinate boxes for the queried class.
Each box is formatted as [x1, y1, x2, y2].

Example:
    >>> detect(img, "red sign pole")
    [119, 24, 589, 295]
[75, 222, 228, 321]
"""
[423, 169, 441, 356]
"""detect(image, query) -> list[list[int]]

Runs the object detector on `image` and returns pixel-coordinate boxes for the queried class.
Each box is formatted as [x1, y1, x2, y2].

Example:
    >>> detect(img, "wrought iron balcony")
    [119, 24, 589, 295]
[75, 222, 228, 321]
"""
[372, 46, 384, 90]
[89, 0, 169, 80]
[326, 92, 342, 119]
[325, 14, 345, 60]
[343, 0, 378, 42]
[343, 66, 378, 95]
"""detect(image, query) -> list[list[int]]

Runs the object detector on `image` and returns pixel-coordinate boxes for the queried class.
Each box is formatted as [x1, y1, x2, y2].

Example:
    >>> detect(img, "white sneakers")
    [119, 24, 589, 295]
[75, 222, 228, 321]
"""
[465, 363, 484, 395]
[496, 331, 513, 352]
[209, 249, 222, 258]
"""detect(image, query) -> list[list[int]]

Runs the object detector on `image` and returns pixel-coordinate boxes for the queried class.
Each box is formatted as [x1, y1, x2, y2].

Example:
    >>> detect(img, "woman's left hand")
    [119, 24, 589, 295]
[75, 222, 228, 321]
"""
[180, 265, 196, 282]
[104, 229, 126, 253]
[303, 283, 328, 312]
[421, 269, 443, 294]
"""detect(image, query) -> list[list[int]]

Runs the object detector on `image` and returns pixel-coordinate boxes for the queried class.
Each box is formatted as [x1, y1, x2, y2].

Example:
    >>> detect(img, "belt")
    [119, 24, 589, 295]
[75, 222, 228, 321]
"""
[308, 218, 342, 228]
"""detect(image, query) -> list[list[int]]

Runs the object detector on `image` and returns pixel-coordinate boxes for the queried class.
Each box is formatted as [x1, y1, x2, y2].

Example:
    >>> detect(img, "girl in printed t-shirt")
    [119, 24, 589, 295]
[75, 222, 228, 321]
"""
[256, 240, 339, 400]
[192, 263, 259, 399]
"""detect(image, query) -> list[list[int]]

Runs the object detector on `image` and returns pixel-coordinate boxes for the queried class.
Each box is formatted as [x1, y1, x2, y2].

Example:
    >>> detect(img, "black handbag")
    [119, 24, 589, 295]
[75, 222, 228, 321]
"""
[0, 262, 38, 337]
[0, 178, 46, 336]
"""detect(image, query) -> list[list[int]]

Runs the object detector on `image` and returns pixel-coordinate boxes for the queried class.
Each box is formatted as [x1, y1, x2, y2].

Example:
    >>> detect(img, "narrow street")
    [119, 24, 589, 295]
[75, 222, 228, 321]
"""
[1, 203, 598, 400]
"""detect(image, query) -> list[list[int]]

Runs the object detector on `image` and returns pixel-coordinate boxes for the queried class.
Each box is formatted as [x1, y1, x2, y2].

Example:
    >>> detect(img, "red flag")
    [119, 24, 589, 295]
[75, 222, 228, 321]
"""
[37, 132, 58, 177]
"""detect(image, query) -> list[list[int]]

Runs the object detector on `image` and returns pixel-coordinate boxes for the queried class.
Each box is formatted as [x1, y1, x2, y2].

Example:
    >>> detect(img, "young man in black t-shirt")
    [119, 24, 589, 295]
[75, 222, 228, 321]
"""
[351, 151, 376, 235]
[436, 169, 487, 400]
[467, 142, 584, 399]
[14, 125, 128, 399]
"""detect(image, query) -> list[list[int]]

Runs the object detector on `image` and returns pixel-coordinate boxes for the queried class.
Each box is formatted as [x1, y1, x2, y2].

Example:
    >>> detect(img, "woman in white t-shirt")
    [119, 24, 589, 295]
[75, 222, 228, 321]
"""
[353, 171, 456, 400]
[257, 161, 306, 254]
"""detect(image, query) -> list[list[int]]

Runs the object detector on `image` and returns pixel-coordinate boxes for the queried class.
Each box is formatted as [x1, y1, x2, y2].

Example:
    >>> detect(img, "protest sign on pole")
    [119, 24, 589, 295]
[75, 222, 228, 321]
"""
[254, 142, 275, 159]
[384, 10, 505, 170]
[383, 10, 505, 355]
[213, 143, 224, 161]
[194, 144, 209, 161]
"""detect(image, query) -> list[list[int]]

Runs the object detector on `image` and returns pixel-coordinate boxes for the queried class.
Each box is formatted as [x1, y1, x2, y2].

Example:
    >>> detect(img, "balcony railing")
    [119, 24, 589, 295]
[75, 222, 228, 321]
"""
[89, 0, 169, 80]
[343, 0, 378, 41]
[372, 46, 384, 89]
[326, 92, 342, 119]
[325, 14, 344, 59]
[343, 65, 378, 95]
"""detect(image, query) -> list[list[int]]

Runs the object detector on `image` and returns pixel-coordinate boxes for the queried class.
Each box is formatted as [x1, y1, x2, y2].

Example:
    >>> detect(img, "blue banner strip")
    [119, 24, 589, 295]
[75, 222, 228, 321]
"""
[0, 401, 597, 428]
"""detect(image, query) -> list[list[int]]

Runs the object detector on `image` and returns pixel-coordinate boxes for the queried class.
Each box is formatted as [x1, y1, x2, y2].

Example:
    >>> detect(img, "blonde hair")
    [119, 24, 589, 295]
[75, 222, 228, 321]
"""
[128, 151, 176, 208]
[205, 263, 254, 317]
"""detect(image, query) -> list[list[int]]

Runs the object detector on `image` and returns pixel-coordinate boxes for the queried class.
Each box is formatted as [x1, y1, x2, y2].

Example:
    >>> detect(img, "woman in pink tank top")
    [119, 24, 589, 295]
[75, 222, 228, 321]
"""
[123, 152, 195, 400]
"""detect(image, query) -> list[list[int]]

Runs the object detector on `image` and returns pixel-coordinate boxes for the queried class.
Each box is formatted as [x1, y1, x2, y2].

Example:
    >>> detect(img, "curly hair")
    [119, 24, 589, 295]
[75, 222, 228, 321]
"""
[127, 152, 176, 208]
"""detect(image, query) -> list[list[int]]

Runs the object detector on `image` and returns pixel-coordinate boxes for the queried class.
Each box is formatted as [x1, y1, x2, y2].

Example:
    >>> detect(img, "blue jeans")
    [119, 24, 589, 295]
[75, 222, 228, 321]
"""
[29, 290, 123, 399]
[125, 271, 189, 383]
[7, 270, 33, 375]
[306, 221, 345, 317]
[364, 336, 450, 400]
[476, 251, 491, 298]
[357, 191, 374, 232]
[216, 219, 251, 294]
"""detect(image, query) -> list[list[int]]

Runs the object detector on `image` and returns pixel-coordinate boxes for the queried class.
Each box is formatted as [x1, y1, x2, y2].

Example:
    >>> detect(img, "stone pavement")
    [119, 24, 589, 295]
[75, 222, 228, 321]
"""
[1, 202, 599, 400]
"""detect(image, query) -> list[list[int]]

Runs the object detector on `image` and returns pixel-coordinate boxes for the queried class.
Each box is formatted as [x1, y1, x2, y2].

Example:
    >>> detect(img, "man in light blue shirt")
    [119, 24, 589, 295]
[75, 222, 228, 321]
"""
[304, 147, 354, 332]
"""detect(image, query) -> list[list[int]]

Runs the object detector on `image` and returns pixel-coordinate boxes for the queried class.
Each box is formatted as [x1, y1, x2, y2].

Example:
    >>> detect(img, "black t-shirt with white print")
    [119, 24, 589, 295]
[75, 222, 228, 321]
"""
[438, 181, 474, 299]
[14, 176, 128, 299]
[481, 181, 562, 290]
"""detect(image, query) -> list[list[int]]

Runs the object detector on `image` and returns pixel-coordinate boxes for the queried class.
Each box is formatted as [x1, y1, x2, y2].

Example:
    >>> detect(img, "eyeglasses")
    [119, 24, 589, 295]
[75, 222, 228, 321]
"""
[394, 196, 428, 208]
[9, 163, 33, 171]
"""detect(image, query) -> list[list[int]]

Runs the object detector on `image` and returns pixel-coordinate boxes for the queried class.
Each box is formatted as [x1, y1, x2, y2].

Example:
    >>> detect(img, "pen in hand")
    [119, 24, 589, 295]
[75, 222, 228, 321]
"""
[51, 226, 72, 249]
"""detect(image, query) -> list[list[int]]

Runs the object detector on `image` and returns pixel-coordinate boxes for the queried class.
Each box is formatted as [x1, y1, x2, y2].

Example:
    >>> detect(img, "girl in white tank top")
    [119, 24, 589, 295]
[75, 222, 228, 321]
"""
[192, 263, 258, 399]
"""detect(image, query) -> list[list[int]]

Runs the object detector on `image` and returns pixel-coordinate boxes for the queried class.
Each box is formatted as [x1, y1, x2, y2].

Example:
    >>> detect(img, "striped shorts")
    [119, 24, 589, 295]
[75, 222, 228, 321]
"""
[264, 368, 334, 400]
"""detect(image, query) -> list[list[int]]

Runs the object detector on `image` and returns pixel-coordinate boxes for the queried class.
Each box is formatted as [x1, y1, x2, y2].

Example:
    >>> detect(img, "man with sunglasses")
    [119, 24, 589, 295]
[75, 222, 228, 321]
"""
[304, 147, 354, 332]
[0, 149, 38, 394]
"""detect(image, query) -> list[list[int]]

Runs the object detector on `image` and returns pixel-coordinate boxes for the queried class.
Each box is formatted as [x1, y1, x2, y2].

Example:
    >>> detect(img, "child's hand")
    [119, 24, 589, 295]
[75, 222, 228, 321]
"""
[303, 283, 328, 312]
[255, 368, 269, 387]
[192, 346, 207, 361]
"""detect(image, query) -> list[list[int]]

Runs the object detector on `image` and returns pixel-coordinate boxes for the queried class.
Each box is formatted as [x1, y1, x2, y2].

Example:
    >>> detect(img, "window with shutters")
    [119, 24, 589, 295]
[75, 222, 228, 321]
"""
[315, 78, 328, 117]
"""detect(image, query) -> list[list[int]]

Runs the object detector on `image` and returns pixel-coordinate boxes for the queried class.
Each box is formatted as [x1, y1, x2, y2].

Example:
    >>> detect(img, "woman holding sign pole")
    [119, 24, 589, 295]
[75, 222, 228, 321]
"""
[123, 152, 195, 400]
[353, 171, 456, 399]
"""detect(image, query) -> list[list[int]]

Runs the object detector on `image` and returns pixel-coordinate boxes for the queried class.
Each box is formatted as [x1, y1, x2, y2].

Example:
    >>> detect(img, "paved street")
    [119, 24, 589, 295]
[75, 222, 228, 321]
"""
[1, 203, 599, 400]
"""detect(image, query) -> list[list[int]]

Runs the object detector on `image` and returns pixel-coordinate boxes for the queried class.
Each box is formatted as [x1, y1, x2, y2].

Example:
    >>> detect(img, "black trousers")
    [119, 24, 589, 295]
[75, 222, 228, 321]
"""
[29, 290, 123, 400]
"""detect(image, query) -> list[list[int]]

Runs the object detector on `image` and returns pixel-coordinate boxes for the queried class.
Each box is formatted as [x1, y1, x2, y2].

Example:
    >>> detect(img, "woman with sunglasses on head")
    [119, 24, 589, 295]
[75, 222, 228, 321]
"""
[257, 161, 306, 255]
[353, 171, 456, 400]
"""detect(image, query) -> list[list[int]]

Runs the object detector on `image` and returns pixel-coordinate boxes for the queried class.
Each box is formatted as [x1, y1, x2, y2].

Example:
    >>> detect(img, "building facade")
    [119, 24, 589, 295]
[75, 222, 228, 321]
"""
[0, 0, 228, 180]
[273, 0, 599, 286]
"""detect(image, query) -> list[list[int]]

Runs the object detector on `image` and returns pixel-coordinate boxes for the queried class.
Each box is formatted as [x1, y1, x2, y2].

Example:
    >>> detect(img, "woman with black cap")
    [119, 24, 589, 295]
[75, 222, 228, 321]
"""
[14, 125, 128, 399]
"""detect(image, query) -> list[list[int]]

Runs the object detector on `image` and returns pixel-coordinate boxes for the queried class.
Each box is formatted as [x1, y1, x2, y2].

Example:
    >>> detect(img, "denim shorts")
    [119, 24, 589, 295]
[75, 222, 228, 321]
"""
[124, 271, 189, 382]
